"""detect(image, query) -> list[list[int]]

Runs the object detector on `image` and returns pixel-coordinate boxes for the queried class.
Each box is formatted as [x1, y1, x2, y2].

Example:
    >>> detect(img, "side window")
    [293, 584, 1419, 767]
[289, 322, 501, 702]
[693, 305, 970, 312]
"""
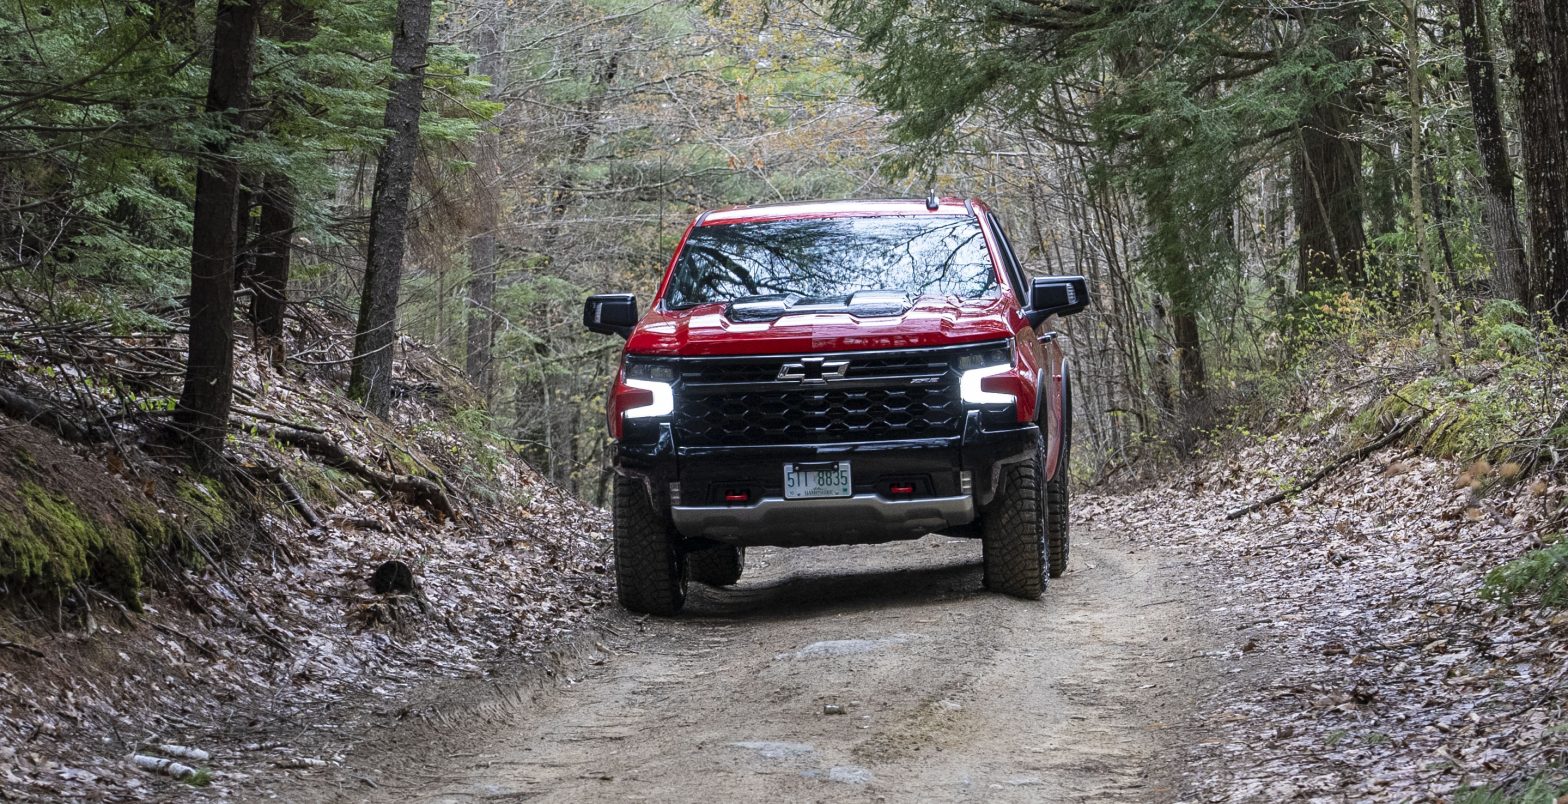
[986, 212, 1029, 303]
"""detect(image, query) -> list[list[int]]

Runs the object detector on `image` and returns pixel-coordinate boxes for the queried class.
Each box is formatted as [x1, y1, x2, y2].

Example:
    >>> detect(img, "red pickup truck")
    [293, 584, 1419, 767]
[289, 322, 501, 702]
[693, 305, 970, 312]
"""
[584, 196, 1089, 614]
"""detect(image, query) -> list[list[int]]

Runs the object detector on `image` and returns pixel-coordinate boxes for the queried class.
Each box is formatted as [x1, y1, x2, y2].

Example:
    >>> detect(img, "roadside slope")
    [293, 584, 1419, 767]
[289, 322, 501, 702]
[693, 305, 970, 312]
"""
[0, 303, 612, 800]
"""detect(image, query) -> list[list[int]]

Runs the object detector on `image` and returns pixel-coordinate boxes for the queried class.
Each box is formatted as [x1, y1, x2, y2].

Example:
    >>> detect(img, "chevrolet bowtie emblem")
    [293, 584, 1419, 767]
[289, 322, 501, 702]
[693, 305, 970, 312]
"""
[777, 358, 850, 383]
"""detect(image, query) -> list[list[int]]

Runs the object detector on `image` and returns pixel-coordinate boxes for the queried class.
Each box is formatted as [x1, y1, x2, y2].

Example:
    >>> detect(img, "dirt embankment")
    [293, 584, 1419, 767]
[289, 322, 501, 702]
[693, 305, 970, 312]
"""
[0, 308, 613, 801]
[266, 530, 1222, 803]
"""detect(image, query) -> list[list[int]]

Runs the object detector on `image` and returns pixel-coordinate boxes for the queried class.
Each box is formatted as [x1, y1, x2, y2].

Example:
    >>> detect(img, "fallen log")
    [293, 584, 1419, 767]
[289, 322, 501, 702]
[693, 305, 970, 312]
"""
[0, 386, 109, 442]
[239, 421, 458, 522]
[148, 744, 210, 762]
[242, 462, 322, 529]
[131, 754, 198, 781]
[1225, 413, 1429, 521]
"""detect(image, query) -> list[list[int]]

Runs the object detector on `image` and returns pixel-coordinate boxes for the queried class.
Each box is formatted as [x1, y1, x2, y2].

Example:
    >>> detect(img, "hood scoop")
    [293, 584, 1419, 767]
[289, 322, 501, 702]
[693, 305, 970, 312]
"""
[725, 290, 914, 323]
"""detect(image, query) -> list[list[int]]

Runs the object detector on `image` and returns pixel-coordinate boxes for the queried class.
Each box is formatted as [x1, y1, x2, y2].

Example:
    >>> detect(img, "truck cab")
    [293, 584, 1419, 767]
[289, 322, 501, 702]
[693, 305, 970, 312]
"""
[584, 196, 1089, 614]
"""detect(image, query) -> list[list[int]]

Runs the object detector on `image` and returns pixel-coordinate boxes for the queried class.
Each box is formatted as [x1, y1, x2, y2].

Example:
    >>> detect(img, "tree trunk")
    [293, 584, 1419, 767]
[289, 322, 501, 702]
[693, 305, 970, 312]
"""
[1508, 0, 1568, 323]
[1293, 110, 1366, 291]
[1293, 7, 1367, 292]
[1172, 310, 1206, 408]
[175, 0, 262, 467]
[349, 0, 434, 416]
[465, 15, 503, 397]
[233, 183, 257, 291]
[1141, 169, 1207, 413]
[251, 177, 293, 344]
[1408, 0, 1444, 349]
[249, 0, 316, 355]
[1459, 0, 1531, 304]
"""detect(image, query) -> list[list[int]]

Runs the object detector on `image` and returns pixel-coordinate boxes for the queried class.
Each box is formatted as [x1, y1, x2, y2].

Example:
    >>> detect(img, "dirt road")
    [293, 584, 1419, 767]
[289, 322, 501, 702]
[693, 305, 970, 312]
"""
[293, 531, 1217, 802]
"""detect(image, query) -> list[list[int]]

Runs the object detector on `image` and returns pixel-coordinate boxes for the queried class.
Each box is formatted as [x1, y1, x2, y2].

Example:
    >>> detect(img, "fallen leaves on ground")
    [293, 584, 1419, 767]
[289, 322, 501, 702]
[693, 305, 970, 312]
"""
[1085, 427, 1567, 801]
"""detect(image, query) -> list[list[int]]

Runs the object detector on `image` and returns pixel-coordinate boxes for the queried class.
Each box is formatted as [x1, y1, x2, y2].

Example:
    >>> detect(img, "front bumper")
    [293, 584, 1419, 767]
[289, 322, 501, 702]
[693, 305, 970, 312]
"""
[615, 410, 1040, 547]
[672, 492, 975, 545]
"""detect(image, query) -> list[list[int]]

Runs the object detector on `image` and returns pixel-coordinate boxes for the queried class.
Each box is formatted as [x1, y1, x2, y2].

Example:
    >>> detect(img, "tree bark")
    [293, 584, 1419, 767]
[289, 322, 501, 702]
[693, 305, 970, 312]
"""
[465, 15, 503, 397]
[1293, 6, 1367, 292]
[176, 0, 262, 466]
[233, 183, 257, 291]
[251, 177, 293, 343]
[1408, 0, 1444, 349]
[349, 0, 434, 416]
[1459, 0, 1531, 305]
[1172, 310, 1206, 408]
[1508, 0, 1568, 323]
[1142, 170, 1207, 413]
[1293, 106, 1366, 291]
[249, 0, 316, 354]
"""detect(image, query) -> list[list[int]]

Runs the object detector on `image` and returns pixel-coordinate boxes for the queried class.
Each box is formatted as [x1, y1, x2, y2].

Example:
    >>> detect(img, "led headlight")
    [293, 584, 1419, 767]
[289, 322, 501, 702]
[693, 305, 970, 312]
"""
[957, 341, 1016, 406]
[956, 343, 1012, 371]
[612, 358, 676, 437]
[622, 378, 673, 418]
[624, 359, 677, 383]
[960, 364, 1014, 405]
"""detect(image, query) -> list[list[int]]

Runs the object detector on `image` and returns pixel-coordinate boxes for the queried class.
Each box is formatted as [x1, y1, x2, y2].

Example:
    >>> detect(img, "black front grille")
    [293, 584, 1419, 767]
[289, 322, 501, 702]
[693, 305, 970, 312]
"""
[675, 382, 962, 446]
[670, 345, 990, 446]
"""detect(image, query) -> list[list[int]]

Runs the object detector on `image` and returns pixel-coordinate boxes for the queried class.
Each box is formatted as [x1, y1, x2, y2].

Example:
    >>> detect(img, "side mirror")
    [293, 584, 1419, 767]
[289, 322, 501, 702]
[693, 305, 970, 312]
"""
[583, 293, 639, 338]
[1027, 276, 1090, 328]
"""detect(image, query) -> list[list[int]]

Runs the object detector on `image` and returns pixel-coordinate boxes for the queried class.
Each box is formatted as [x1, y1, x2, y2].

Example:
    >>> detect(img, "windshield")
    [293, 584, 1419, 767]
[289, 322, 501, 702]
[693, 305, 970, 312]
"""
[662, 215, 1000, 309]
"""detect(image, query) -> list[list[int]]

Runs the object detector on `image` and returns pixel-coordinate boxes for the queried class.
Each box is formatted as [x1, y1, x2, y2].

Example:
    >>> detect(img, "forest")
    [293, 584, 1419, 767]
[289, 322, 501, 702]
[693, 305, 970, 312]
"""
[2, 0, 1568, 799]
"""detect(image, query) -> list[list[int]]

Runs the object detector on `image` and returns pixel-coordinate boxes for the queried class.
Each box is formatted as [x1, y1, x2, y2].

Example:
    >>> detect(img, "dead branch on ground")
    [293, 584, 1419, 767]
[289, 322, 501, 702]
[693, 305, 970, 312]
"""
[1225, 413, 1430, 520]
[239, 421, 458, 522]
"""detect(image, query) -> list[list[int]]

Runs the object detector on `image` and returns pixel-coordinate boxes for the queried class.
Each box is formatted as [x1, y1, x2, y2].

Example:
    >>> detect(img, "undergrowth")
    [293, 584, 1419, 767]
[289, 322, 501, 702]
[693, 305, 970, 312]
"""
[1480, 538, 1568, 608]
[1454, 773, 1568, 804]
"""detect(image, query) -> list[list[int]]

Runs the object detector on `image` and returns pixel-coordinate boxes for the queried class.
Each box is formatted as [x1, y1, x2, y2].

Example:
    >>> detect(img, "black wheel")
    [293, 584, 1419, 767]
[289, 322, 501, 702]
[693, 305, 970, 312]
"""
[612, 476, 687, 615]
[688, 545, 745, 586]
[981, 451, 1047, 599]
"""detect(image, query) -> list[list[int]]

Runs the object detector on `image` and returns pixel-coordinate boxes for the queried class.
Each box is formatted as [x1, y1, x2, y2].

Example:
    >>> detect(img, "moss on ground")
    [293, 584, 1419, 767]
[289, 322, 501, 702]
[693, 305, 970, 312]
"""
[1352, 364, 1552, 463]
[175, 476, 229, 531]
[0, 428, 243, 612]
[0, 482, 143, 608]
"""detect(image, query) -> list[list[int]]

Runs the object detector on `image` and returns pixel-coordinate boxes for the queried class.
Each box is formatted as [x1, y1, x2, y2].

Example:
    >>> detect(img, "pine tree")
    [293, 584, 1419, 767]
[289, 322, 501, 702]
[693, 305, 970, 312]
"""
[1458, 0, 1531, 306]
[1507, 0, 1568, 322]
[176, 0, 262, 466]
[349, 0, 435, 416]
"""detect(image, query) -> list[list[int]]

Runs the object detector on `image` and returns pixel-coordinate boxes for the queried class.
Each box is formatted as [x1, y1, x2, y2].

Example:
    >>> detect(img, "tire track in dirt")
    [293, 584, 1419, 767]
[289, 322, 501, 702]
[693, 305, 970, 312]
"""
[278, 530, 1219, 803]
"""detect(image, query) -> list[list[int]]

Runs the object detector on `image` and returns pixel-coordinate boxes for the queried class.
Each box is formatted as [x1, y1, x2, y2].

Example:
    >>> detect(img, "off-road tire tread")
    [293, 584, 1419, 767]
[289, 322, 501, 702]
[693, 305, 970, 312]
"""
[1046, 444, 1070, 578]
[612, 476, 686, 615]
[981, 454, 1047, 599]
[688, 545, 745, 586]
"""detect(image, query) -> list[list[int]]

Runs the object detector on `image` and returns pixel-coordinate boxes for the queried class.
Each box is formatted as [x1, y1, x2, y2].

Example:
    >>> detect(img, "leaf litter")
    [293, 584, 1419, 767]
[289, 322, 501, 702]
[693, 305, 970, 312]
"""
[1084, 427, 1567, 801]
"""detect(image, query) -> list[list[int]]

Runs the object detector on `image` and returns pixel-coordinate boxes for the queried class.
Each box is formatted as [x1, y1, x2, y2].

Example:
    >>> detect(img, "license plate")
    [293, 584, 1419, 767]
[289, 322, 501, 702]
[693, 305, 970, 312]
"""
[784, 461, 852, 499]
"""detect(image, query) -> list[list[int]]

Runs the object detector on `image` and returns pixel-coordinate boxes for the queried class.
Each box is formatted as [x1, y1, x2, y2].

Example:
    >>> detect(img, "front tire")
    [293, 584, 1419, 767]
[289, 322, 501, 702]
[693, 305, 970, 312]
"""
[981, 452, 1047, 599]
[612, 476, 687, 615]
[1044, 368, 1073, 579]
[688, 545, 745, 586]
[1046, 439, 1070, 579]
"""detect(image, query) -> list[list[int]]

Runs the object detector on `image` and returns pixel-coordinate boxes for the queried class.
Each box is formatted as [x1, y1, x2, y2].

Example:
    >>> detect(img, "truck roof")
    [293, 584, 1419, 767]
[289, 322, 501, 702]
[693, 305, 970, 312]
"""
[699, 197, 979, 226]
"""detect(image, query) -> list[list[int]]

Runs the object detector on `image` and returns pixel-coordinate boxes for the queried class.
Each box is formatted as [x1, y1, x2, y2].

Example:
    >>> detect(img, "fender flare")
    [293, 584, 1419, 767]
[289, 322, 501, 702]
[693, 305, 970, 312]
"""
[1060, 359, 1073, 458]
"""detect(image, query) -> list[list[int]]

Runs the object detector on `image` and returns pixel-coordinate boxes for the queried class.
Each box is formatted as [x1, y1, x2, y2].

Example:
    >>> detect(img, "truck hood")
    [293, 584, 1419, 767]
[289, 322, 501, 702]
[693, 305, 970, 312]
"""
[624, 293, 1019, 357]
